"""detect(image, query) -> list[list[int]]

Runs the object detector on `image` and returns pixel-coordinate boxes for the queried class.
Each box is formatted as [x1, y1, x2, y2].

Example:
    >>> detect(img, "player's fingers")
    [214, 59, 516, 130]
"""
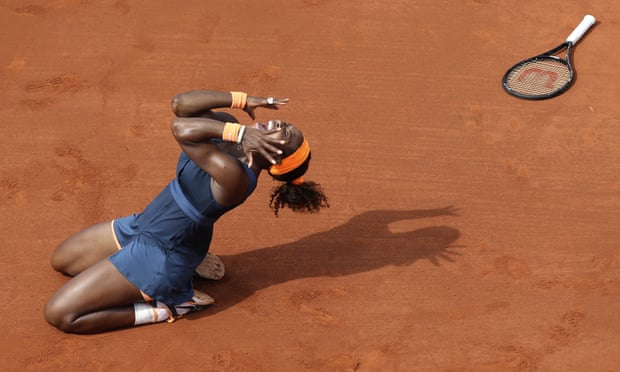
[265, 97, 289, 106]
[258, 141, 286, 164]
[263, 142, 284, 158]
[263, 127, 286, 137]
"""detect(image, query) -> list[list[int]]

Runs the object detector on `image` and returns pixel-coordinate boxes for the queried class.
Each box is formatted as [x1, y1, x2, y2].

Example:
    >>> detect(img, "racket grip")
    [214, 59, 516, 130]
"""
[566, 15, 596, 44]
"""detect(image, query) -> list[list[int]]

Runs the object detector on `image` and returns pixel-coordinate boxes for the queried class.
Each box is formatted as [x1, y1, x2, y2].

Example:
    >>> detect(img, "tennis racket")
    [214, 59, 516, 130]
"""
[502, 15, 596, 100]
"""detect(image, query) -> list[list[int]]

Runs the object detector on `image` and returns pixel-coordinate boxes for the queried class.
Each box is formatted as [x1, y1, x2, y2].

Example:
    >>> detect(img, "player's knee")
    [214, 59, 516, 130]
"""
[49, 251, 73, 275]
[49, 250, 64, 272]
[49, 242, 79, 276]
[44, 298, 74, 333]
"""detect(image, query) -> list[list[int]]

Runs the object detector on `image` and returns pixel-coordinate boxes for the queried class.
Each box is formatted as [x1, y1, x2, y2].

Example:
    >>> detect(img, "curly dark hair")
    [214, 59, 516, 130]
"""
[268, 153, 329, 217]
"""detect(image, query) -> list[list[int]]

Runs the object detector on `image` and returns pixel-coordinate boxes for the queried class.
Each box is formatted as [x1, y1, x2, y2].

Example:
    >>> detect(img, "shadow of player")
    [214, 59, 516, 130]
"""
[194, 206, 462, 314]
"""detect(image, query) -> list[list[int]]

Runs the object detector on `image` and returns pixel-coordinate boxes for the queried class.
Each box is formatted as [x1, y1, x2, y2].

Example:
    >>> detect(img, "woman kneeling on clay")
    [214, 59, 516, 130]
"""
[44, 89, 328, 334]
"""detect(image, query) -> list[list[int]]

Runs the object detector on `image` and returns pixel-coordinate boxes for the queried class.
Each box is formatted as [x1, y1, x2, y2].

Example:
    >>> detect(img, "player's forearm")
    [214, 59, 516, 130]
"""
[171, 117, 226, 144]
[171, 90, 235, 117]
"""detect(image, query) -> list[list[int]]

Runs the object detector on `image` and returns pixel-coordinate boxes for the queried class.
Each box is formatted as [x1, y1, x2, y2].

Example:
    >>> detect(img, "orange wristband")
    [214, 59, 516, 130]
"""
[230, 91, 248, 109]
[222, 122, 241, 142]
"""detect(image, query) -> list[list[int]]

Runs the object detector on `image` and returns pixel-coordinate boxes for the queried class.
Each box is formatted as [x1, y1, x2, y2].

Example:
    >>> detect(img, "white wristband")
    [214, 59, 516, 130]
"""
[237, 125, 246, 143]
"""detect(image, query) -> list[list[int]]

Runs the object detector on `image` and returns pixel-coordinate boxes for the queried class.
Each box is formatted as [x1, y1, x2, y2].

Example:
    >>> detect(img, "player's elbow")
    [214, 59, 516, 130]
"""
[170, 118, 190, 143]
[171, 94, 191, 117]
[170, 94, 181, 116]
[170, 119, 182, 140]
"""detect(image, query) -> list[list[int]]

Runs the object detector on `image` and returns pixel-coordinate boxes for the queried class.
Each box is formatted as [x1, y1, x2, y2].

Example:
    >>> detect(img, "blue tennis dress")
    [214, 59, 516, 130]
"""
[109, 151, 257, 305]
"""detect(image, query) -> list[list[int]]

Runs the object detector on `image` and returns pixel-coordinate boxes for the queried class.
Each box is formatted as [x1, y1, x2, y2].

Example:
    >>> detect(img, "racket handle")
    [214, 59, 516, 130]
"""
[566, 15, 596, 44]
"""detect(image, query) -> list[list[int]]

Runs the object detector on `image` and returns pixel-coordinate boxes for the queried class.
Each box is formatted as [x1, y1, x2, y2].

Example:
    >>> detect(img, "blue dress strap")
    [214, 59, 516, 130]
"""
[169, 178, 214, 226]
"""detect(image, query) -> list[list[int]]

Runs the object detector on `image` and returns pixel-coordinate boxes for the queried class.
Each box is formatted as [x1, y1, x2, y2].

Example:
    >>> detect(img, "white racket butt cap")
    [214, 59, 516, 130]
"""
[566, 15, 596, 44]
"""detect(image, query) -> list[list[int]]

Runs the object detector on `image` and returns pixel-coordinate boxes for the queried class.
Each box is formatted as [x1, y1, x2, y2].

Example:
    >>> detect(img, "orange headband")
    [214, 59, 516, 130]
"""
[269, 138, 310, 177]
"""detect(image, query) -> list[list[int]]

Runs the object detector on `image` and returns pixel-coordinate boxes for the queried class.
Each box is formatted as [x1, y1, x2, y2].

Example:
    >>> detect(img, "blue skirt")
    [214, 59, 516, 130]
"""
[109, 183, 214, 305]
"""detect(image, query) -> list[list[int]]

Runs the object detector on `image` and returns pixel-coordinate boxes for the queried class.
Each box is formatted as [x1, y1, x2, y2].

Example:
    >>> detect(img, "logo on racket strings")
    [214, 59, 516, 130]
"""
[518, 68, 558, 89]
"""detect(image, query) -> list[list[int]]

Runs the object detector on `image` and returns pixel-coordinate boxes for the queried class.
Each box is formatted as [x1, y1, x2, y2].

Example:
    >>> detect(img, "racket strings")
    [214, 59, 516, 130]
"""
[504, 58, 571, 97]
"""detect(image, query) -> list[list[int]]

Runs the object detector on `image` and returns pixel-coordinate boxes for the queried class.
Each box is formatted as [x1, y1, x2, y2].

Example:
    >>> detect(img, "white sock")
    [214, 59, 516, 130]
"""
[133, 302, 170, 325]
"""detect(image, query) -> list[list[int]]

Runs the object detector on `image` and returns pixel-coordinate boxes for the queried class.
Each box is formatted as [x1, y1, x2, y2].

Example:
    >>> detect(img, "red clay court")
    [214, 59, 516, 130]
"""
[1, 1, 619, 371]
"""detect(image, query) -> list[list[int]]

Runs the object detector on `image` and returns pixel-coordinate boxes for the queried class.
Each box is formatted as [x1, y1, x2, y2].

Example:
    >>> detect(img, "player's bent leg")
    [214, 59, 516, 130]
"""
[51, 221, 119, 276]
[44, 258, 144, 334]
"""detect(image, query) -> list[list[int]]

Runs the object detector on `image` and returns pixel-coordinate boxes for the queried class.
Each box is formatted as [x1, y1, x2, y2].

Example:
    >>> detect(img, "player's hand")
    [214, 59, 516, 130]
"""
[244, 96, 289, 120]
[240, 126, 287, 167]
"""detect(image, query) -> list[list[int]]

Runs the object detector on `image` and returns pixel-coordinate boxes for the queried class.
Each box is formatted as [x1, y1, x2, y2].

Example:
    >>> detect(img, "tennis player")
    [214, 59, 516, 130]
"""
[44, 89, 329, 334]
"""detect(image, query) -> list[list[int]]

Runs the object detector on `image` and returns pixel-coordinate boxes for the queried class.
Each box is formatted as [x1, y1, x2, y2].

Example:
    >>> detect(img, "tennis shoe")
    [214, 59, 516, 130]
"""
[195, 252, 225, 280]
[174, 289, 215, 316]
[155, 289, 214, 322]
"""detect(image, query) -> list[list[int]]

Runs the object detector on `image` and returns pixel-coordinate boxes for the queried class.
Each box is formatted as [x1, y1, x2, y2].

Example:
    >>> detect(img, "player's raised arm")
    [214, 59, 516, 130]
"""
[171, 90, 289, 119]
[171, 90, 237, 117]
